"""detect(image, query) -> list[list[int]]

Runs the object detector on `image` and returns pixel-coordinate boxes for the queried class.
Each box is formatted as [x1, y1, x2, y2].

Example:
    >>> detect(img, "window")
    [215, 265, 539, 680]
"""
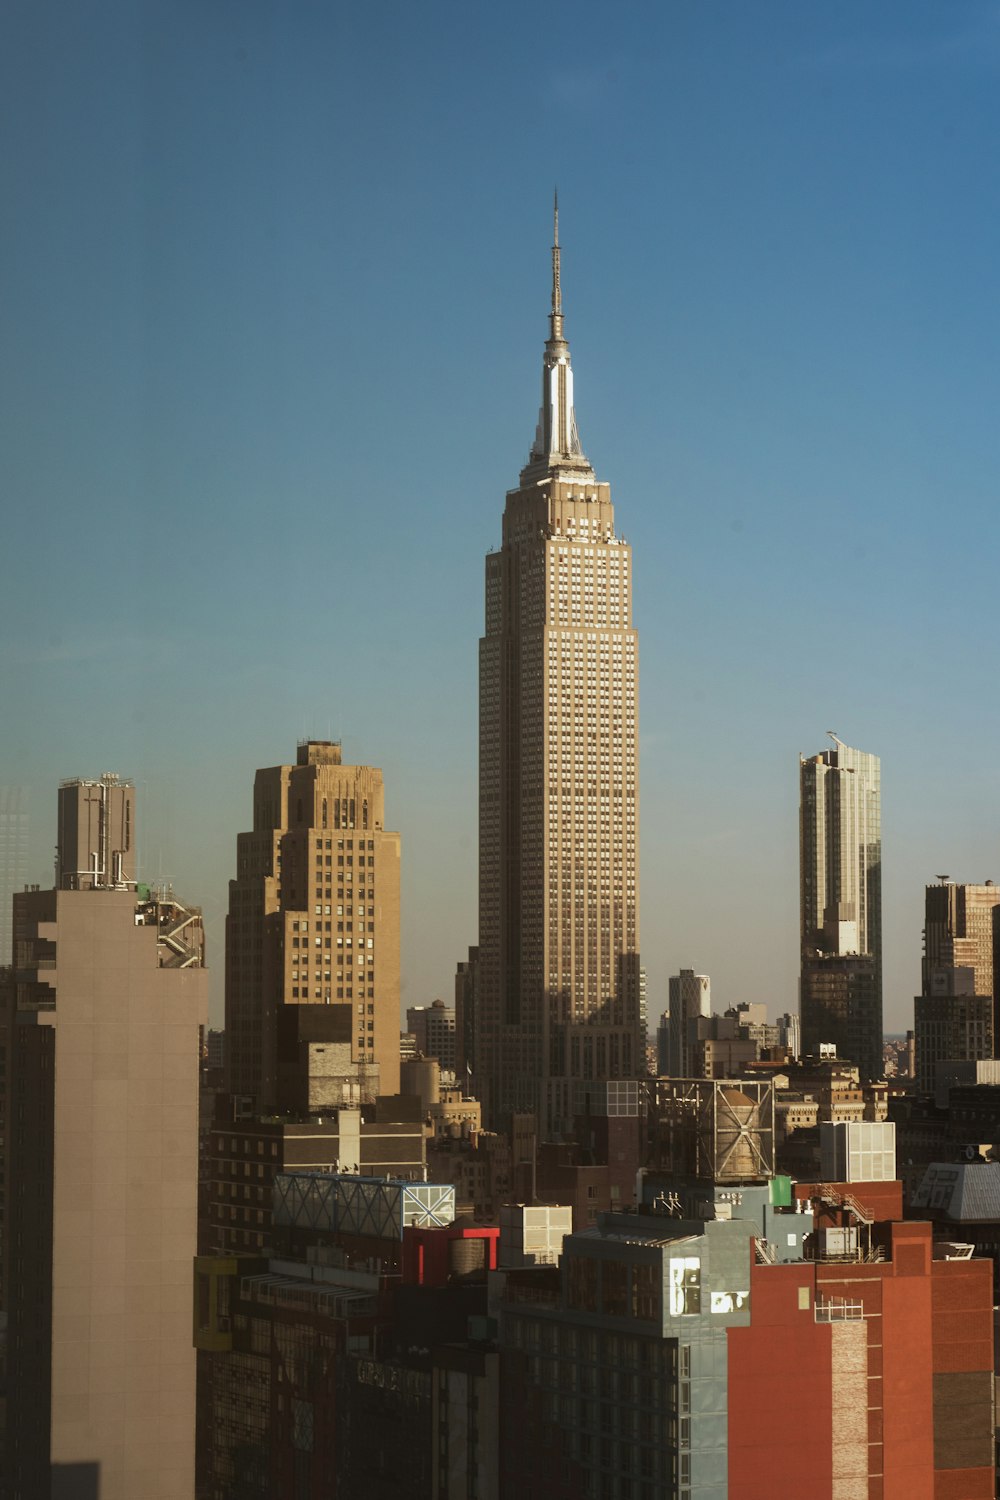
[602, 1259, 628, 1317]
[668, 1257, 701, 1316]
[567, 1255, 599, 1312]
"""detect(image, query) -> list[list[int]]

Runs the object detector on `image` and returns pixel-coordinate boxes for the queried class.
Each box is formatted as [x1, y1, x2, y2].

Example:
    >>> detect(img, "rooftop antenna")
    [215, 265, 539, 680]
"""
[551, 188, 561, 318]
[936, 874, 950, 884]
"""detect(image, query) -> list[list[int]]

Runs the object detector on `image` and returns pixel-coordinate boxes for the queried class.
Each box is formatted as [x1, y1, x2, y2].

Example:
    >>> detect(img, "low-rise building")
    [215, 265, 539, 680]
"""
[203, 1099, 425, 1256]
[498, 1198, 994, 1499]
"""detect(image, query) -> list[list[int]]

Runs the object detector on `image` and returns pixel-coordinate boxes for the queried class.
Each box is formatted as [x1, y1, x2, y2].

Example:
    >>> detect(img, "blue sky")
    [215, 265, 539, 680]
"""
[4, 0, 1000, 1032]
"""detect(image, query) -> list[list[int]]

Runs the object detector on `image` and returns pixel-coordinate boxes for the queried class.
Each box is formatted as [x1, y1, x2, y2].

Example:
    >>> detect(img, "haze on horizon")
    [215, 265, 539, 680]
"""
[4, 0, 1000, 1037]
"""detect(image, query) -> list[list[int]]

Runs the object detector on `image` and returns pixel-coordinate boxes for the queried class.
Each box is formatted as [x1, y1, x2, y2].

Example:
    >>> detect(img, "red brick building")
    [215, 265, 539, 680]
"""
[729, 1219, 994, 1499]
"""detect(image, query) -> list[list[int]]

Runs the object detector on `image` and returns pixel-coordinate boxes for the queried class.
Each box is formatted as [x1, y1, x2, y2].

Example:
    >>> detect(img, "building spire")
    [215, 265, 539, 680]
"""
[551, 189, 562, 323]
[525, 195, 590, 477]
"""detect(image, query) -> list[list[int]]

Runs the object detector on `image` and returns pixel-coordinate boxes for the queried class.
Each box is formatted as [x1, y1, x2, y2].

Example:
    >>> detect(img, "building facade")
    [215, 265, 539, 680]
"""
[454, 944, 479, 1083]
[407, 999, 457, 1071]
[0, 785, 28, 965]
[923, 879, 1000, 995]
[799, 737, 882, 1080]
[4, 783, 207, 1500]
[666, 970, 711, 1077]
[476, 205, 641, 1136]
[913, 880, 1000, 1094]
[201, 1109, 426, 1258]
[194, 1173, 494, 1500]
[499, 1205, 994, 1500]
[225, 740, 401, 1116]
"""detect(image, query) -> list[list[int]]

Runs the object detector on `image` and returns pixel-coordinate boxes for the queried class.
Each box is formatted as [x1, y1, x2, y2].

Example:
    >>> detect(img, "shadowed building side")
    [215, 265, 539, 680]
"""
[4, 780, 206, 1500]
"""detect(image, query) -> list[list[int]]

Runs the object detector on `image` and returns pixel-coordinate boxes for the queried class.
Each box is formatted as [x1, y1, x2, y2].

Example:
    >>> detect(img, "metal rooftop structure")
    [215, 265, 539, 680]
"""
[273, 1172, 456, 1241]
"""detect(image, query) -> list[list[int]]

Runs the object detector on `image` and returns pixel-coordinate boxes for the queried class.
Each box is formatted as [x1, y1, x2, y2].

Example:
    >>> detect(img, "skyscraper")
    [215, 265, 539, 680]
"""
[0, 786, 28, 965]
[406, 998, 457, 1071]
[914, 879, 1000, 1093]
[922, 879, 1000, 996]
[4, 778, 206, 1500]
[799, 735, 882, 1081]
[477, 204, 641, 1135]
[665, 969, 712, 1077]
[225, 740, 400, 1115]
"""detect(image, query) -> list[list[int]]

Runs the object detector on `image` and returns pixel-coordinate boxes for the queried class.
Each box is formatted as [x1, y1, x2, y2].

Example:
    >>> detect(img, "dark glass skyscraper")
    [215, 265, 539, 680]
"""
[799, 735, 882, 1080]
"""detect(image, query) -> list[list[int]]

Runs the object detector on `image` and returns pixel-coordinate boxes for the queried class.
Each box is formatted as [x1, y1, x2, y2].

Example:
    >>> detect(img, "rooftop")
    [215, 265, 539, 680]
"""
[911, 1160, 1000, 1222]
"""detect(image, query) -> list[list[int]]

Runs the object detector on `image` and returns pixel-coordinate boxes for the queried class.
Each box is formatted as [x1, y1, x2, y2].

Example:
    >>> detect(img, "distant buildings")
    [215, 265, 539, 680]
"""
[4, 776, 206, 1500]
[914, 879, 1000, 1093]
[776, 1009, 800, 1059]
[772, 1056, 888, 1179]
[454, 943, 479, 1083]
[656, 1009, 670, 1076]
[203, 1027, 225, 1072]
[474, 206, 641, 1135]
[799, 736, 882, 1081]
[665, 970, 711, 1077]
[225, 739, 401, 1114]
[656, 990, 798, 1081]
[406, 997, 457, 1071]
[0, 785, 28, 964]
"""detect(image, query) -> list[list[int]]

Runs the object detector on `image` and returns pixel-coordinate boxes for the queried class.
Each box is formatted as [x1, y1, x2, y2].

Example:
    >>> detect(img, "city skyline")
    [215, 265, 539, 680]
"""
[5, 3, 1000, 1034]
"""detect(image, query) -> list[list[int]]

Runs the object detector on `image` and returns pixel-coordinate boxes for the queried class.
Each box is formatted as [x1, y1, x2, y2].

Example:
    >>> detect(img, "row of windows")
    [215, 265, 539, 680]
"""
[291, 983, 376, 1000]
[290, 952, 375, 975]
[313, 838, 376, 850]
[291, 933, 375, 950]
[213, 1136, 280, 1157]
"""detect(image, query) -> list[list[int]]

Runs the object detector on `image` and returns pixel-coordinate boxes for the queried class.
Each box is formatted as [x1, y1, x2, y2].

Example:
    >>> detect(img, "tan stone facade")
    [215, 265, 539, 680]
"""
[922, 880, 1000, 996]
[225, 740, 400, 1114]
[914, 880, 1000, 1091]
[478, 213, 641, 1135]
[6, 884, 207, 1500]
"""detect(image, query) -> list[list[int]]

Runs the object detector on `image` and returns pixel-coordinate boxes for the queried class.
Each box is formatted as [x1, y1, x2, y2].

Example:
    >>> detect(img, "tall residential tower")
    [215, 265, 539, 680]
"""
[476, 204, 641, 1135]
[799, 735, 882, 1080]
[666, 969, 711, 1077]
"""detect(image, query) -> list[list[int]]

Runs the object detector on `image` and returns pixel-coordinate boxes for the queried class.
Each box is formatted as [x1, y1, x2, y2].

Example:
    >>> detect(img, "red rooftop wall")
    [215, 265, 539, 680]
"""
[728, 1259, 833, 1500]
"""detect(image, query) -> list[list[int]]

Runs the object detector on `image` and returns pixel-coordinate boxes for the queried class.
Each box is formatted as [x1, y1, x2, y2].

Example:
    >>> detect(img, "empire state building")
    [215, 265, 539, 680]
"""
[477, 205, 641, 1136]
